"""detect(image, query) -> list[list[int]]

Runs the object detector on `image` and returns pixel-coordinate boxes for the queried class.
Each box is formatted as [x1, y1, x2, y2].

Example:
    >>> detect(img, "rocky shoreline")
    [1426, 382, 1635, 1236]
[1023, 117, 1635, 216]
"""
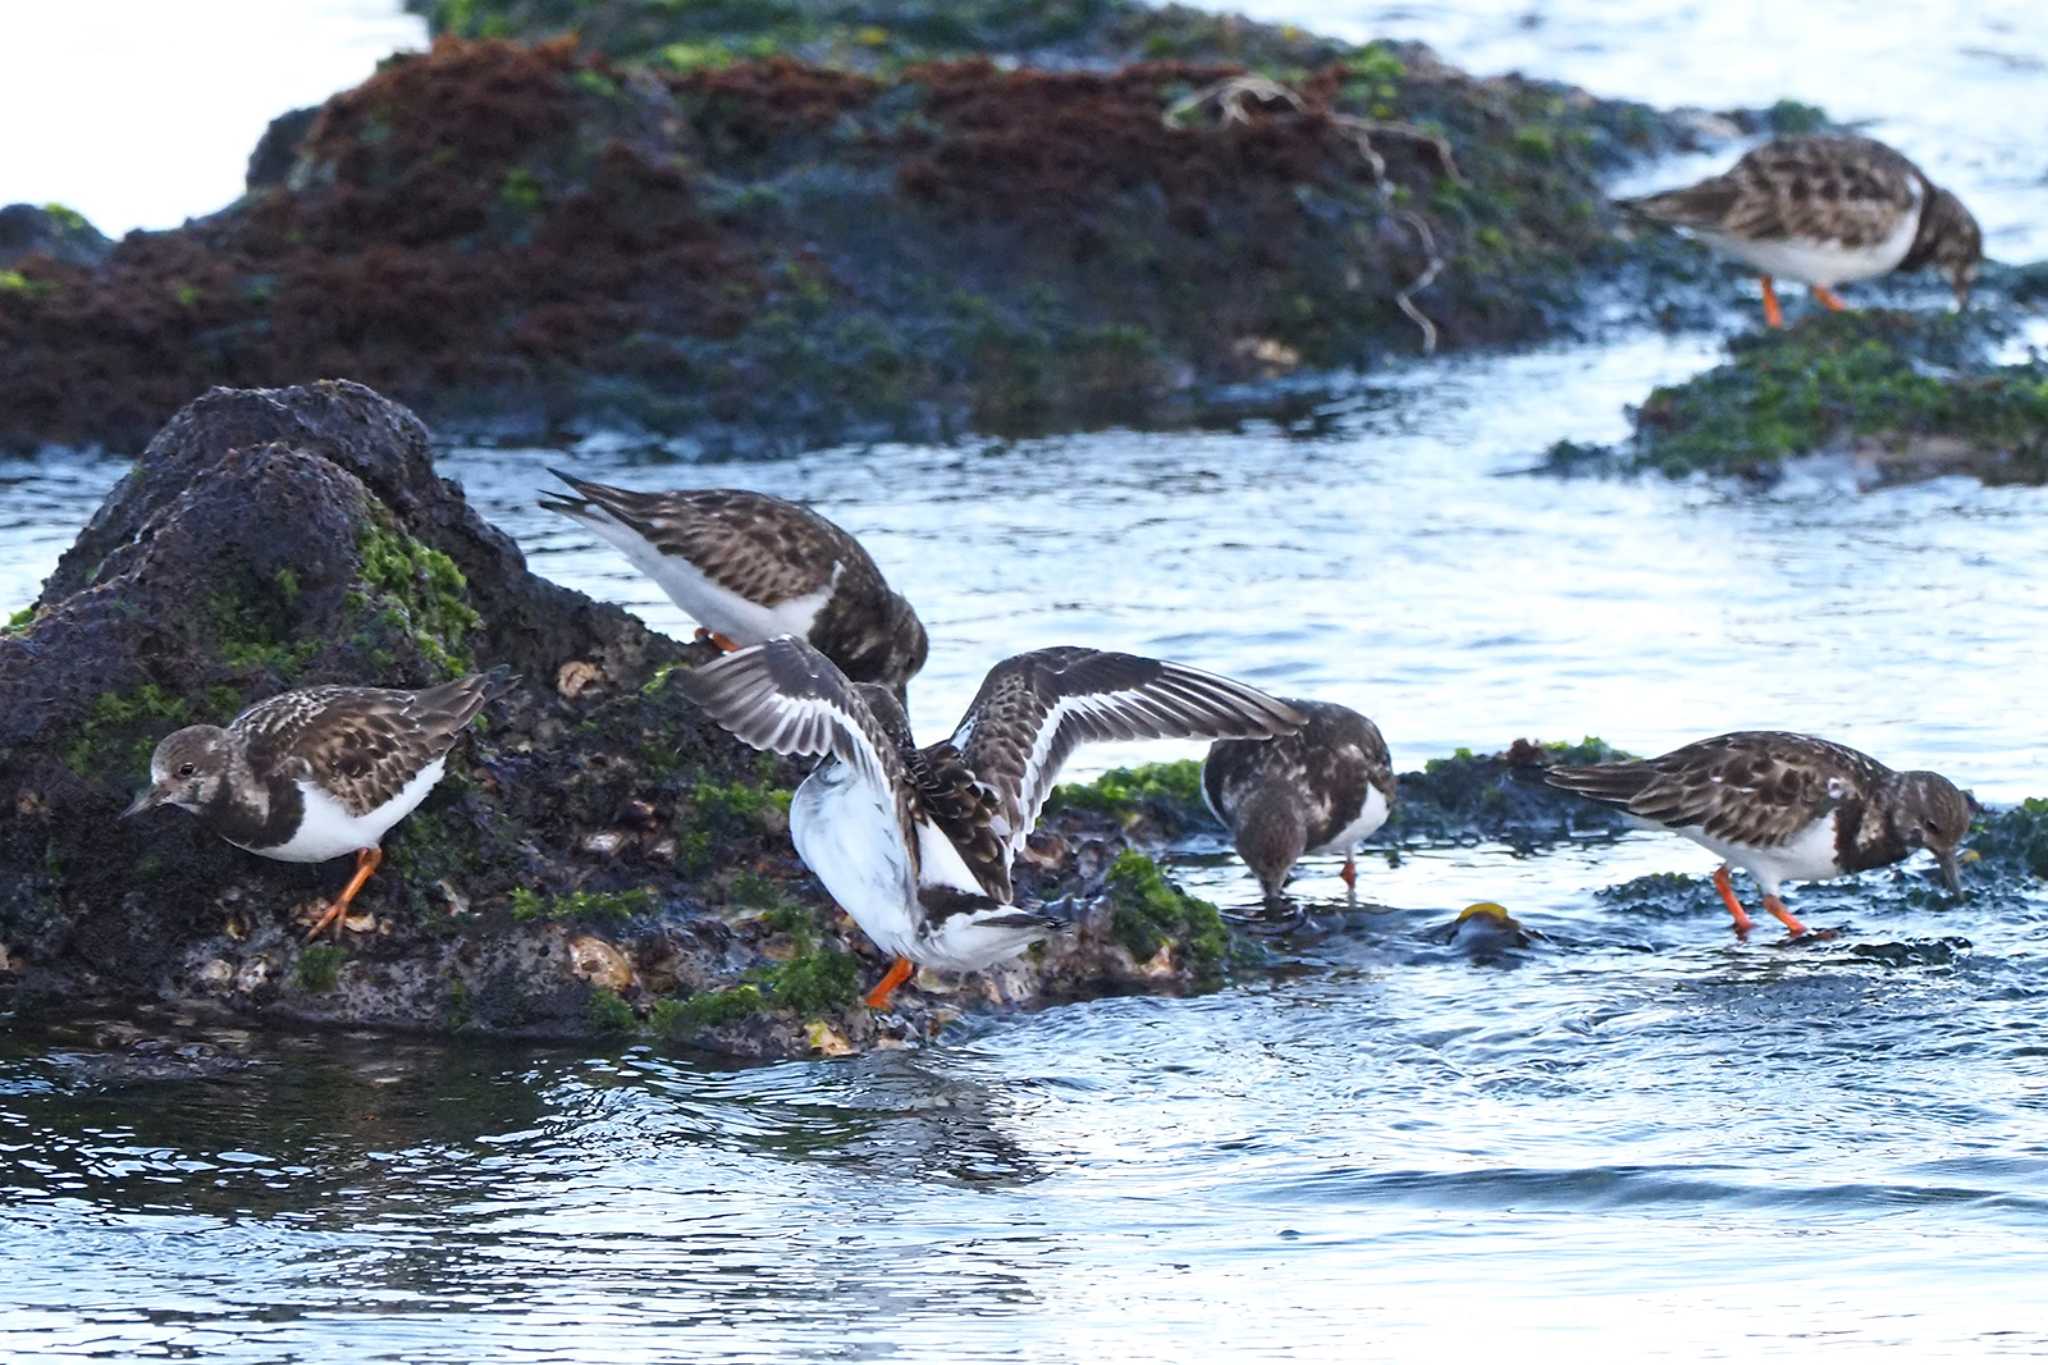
[0, 379, 1600, 1057]
[4, 380, 2038, 1064]
[0, 0, 1765, 459]
[1542, 308, 2048, 485]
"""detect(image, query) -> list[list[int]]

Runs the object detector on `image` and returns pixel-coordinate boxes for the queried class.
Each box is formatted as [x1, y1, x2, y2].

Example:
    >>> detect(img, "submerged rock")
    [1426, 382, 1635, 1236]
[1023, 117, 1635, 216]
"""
[1044, 737, 1637, 853]
[0, 380, 1231, 1055]
[0, 21, 1716, 456]
[1542, 310, 2048, 486]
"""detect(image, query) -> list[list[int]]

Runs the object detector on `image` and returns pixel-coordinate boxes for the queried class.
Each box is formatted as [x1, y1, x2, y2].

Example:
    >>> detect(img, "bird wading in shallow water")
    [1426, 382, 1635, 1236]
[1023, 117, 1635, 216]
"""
[539, 469, 928, 701]
[1544, 731, 1970, 938]
[1201, 699, 1395, 903]
[678, 637, 1305, 1008]
[123, 669, 515, 940]
[1616, 134, 1982, 327]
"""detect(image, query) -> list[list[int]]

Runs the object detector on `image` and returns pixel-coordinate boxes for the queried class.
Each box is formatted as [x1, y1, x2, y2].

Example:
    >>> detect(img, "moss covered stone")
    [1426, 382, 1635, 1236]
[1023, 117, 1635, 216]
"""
[1552, 312, 2048, 485]
[409, 0, 1356, 73]
[761, 947, 861, 1014]
[587, 986, 637, 1033]
[355, 522, 484, 676]
[1048, 759, 1207, 824]
[509, 886, 659, 921]
[1970, 799, 2048, 881]
[295, 944, 348, 992]
[60, 685, 194, 779]
[1106, 848, 1229, 983]
[653, 984, 768, 1034]
[4, 17, 1714, 456]
[691, 775, 794, 833]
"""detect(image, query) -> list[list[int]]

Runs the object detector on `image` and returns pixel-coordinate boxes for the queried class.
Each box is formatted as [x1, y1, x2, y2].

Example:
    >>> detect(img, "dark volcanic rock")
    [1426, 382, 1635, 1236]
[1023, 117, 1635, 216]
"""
[1045, 737, 1637, 854]
[0, 380, 1226, 1055]
[0, 26, 1714, 456]
[246, 106, 321, 192]
[1541, 307, 2048, 487]
[407, 0, 1360, 72]
[0, 203, 112, 270]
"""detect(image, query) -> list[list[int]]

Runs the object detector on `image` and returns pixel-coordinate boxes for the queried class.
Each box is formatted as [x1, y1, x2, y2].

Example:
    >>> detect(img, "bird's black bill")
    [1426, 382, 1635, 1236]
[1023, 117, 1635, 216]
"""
[119, 789, 158, 820]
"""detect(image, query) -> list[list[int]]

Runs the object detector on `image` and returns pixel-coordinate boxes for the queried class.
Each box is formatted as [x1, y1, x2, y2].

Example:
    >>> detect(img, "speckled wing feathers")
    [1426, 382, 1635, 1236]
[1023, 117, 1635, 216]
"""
[542, 470, 875, 609]
[673, 636, 917, 856]
[1202, 700, 1393, 849]
[953, 648, 1306, 885]
[1623, 136, 1925, 249]
[1545, 731, 1892, 849]
[232, 668, 510, 817]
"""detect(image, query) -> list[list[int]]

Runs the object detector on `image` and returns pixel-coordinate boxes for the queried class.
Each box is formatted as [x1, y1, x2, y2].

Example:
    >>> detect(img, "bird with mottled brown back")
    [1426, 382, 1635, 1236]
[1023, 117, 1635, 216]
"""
[540, 470, 927, 701]
[1617, 134, 1983, 325]
[123, 668, 516, 940]
[1545, 730, 1970, 937]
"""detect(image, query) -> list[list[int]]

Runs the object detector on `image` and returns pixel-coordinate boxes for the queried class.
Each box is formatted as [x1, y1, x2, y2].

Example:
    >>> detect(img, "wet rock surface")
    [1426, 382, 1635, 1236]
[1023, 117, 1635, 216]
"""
[0, 381, 1234, 1057]
[1045, 737, 1639, 853]
[1542, 309, 2048, 486]
[0, 13, 1725, 457]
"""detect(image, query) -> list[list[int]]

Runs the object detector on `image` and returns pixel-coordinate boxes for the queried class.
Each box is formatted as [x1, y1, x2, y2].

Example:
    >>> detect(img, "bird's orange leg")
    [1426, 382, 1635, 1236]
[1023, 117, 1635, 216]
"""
[1759, 276, 1784, 329]
[1712, 865, 1755, 935]
[864, 955, 915, 1009]
[304, 847, 383, 941]
[1811, 284, 1848, 312]
[1761, 894, 1811, 938]
[692, 627, 742, 653]
[1339, 855, 1358, 892]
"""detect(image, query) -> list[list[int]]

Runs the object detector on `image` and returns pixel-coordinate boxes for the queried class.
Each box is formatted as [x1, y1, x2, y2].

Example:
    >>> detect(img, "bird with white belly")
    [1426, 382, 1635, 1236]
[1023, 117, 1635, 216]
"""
[678, 636, 1305, 1007]
[1618, 134, 1982, 327]
[1544, 730, 1971, 938]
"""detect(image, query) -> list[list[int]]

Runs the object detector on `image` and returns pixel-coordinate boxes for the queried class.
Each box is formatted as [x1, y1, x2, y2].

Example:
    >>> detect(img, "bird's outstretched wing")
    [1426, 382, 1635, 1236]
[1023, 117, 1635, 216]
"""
[950, 647, 1304, 884]
[674, 635, 915, 853]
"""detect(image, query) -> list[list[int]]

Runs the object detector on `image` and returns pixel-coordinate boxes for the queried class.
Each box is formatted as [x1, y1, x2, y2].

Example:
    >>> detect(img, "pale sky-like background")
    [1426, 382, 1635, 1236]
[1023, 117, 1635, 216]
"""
[0, 0, 425, 237]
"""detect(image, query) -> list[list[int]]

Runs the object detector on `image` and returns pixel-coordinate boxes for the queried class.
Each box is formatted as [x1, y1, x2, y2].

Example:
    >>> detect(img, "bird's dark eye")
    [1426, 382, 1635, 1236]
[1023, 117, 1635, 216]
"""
[177, 762, 196, 779]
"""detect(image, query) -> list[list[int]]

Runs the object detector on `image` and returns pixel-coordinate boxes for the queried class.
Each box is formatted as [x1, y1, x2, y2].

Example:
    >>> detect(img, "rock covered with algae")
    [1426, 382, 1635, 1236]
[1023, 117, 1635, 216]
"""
[0, 8, 1724, 457]
[1543, 310, 2048, 487]
[0, 380, 1235, 1056]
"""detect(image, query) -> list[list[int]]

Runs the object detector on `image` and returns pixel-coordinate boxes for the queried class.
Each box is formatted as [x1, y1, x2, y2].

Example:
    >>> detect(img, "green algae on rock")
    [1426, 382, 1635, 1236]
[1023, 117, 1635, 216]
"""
[0, 379, 1269, 1058]
[1545, 311, 2048, 485]
[409, 0, 1363, 74]
[1045, 738, 1636, 853]
[1104, 848, 1232, 985]
[1, 18, 1715, 456]
[1046, 759, 1212, 842]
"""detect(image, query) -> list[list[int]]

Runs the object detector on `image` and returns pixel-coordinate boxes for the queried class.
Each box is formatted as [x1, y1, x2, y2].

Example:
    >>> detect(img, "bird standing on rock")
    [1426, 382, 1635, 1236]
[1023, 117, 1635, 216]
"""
[1544, 731, 1971, 938]
[1201, 699, 1396, 903]
[679, 636, 1305, 1008]
[1617, 134, 1982, 327]
[540, 470, 928, 701]
[123, 669, 514, 940]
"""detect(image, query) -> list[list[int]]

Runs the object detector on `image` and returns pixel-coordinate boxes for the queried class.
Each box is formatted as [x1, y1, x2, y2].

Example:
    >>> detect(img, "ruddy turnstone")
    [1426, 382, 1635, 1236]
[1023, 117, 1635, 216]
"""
[1200, 699, 1395, 902]
[678, 636, 1304, 1007]
[121, 669, 514, 939]
[1618, 135, 1982, 327]
[1544, 731, 1970, 937]
[539, 470, 928, 699]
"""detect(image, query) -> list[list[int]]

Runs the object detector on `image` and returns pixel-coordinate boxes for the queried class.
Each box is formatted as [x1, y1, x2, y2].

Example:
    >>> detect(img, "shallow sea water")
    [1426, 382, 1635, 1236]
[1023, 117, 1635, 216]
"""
[5, 1, 2048, 1359]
